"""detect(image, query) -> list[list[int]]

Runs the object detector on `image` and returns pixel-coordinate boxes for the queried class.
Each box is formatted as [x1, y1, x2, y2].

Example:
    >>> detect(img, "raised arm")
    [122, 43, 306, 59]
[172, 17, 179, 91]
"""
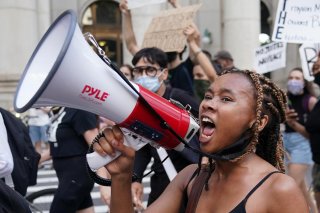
[99, 126, 136, 213]
[120, 0, 140, 55]
[184, 24, 217, 82]
[97, 125, 199, 213]
[168, 0, 181, 8]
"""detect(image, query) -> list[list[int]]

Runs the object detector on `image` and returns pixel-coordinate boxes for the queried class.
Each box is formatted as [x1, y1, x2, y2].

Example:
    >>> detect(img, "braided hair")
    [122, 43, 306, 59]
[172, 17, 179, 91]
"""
[199, 69, 288, 190]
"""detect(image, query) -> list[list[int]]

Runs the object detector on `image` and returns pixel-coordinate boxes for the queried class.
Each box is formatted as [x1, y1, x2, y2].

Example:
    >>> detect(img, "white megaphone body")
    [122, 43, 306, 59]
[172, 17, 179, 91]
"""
[14, 10, 199, 170]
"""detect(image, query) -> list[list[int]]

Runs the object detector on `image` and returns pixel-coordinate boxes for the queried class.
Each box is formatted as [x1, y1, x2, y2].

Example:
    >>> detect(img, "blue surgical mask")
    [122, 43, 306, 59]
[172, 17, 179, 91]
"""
[287, 79, 304, 95]
[134, 76, 161, 92]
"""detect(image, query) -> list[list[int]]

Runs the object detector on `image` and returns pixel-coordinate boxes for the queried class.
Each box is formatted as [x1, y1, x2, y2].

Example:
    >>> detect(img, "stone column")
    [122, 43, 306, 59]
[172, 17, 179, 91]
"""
[37, 0, 50, 36]
[0, 0, 39, 108]
[222, 0, 260, 69]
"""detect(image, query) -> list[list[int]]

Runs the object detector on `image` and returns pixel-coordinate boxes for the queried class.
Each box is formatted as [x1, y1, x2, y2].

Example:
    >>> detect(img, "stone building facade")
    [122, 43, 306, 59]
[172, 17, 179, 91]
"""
[0, 0, 301, 110]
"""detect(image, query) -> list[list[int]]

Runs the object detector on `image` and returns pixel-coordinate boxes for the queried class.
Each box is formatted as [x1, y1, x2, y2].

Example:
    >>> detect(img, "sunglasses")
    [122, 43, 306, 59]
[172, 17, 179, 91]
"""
[132, 66, 163, 77]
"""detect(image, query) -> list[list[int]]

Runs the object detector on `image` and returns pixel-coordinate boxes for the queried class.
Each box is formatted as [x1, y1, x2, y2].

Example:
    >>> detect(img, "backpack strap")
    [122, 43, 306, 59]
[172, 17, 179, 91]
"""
[186, 164, 213, 213]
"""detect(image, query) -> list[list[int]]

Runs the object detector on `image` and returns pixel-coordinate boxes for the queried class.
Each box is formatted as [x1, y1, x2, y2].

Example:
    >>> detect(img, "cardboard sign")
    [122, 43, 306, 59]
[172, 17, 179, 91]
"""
[253, 42, 287, 74]
[127, 0, 166, 9]
[299, 43, 320, 81]
[272, 0, 320, 43]
[142, 4, 202, 52]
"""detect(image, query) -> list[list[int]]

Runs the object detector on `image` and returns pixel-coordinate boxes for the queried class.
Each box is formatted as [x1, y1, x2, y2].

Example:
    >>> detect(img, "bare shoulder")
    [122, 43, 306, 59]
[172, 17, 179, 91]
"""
[178, 164, 198, 176]
[270, 172, 297, 191]
[144, 164, 199, 213]
[174, 164, 198, 188]
[266, 172, 309, 212]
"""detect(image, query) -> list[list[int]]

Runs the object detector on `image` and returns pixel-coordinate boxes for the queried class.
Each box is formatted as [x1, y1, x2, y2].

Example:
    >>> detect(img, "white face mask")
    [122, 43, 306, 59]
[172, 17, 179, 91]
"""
[287, 79, 304, 95]
[134, 76, 162, 92]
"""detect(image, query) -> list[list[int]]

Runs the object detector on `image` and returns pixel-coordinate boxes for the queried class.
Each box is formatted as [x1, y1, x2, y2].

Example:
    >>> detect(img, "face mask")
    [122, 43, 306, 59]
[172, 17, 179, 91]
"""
[193, 80, 211, 100]
[287, 79, 304, 95]
[134, 76, 161, 92]
[314, 73, 320, 86]
[215, 126, 254, 161]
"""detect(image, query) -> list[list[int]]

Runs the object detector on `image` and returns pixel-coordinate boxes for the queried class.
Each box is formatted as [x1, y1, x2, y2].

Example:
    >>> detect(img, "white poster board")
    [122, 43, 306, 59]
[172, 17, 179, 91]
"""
[127, 0, 166, 9]
[272, 0, 320, 43]
[299, 43, 320, 81]
[253, 42, 287, 74]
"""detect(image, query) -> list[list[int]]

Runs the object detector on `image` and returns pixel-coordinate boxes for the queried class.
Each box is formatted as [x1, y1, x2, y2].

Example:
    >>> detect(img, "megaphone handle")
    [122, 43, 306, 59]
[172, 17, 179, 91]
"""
[86, 150, 121, 171]
[86, 133, 148, 170]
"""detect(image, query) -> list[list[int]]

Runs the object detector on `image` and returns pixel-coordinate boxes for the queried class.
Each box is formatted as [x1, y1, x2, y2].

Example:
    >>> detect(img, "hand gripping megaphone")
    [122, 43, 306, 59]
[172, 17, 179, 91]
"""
[14, 10, 199, 170]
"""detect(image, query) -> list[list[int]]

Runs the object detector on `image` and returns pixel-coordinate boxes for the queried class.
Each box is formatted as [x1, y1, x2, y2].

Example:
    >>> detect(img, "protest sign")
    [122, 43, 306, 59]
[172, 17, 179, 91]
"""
[299, 43, 320, 81]
[253, 42, 287, 74]
[272, 0, 320, 43]
[127, 0, 166, 9]
[142, 4, 202, 52]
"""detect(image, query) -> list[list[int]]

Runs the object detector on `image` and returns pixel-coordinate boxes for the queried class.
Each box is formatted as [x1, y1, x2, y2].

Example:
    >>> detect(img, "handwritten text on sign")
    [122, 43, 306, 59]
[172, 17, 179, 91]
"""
[272, 0, 320, 43]
[299, 43, 320, 81]
[253, 42, 287, 74]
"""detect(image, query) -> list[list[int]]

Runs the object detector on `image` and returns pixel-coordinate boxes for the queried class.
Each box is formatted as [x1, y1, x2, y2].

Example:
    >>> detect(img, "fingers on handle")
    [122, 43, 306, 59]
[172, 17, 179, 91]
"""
[99, 128, 116, 155]
[93, 141, 107, 156]
[112, 125, 124, 142]
[103, 126, 135, 157]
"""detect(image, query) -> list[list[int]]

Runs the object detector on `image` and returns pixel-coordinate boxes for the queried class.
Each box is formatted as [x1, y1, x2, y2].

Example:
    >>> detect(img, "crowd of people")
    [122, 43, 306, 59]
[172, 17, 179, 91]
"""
[1, 0, 320, 212]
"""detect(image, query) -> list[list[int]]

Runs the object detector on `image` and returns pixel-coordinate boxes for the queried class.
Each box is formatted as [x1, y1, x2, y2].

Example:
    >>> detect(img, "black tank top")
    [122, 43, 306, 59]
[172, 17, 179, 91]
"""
[229, 171, 281, 213]
[183, 170, 281, 213]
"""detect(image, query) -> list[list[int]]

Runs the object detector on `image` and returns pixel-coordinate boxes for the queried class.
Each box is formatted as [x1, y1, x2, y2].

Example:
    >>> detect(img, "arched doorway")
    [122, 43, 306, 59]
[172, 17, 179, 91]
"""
[81, 0, 123, 66]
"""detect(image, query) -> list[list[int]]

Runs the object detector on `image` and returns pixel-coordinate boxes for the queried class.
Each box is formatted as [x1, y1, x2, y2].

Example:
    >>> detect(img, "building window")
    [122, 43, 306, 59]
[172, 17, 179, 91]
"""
[81, 0, 122, 66]
[259, 1, 271, 45]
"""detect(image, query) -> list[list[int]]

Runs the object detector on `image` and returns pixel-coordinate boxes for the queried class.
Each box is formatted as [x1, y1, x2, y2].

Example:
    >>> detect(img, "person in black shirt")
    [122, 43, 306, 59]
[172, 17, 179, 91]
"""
[306, 51, 320, 211]
[49, 108, 99, 213]
[166, 49, 195, 96]
[130, 47, 200, 212]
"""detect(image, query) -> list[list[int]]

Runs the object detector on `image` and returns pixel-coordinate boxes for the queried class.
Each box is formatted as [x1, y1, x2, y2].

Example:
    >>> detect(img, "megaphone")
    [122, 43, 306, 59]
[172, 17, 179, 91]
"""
[14, 10, 199, 170]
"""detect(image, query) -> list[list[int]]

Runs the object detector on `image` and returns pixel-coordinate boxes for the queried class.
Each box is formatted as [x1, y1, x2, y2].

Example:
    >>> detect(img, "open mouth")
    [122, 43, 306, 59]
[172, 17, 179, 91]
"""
[201, 117, 216, 138]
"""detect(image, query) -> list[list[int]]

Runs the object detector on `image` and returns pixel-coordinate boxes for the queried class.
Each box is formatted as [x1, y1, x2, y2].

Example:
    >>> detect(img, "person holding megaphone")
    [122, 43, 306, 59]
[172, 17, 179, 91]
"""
[95, 69, 309, 213]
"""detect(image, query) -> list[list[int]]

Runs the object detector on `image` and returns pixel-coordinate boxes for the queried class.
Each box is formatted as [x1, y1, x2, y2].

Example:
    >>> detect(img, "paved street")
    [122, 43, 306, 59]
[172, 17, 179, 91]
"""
[27, 160, 152, 213]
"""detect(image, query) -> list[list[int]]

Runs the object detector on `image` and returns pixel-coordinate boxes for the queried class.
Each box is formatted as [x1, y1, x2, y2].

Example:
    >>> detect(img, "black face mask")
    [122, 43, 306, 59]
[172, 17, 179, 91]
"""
[193, 79, 211, 100]
[214, 127, 254, 161]
[314, 73, 320, 86]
